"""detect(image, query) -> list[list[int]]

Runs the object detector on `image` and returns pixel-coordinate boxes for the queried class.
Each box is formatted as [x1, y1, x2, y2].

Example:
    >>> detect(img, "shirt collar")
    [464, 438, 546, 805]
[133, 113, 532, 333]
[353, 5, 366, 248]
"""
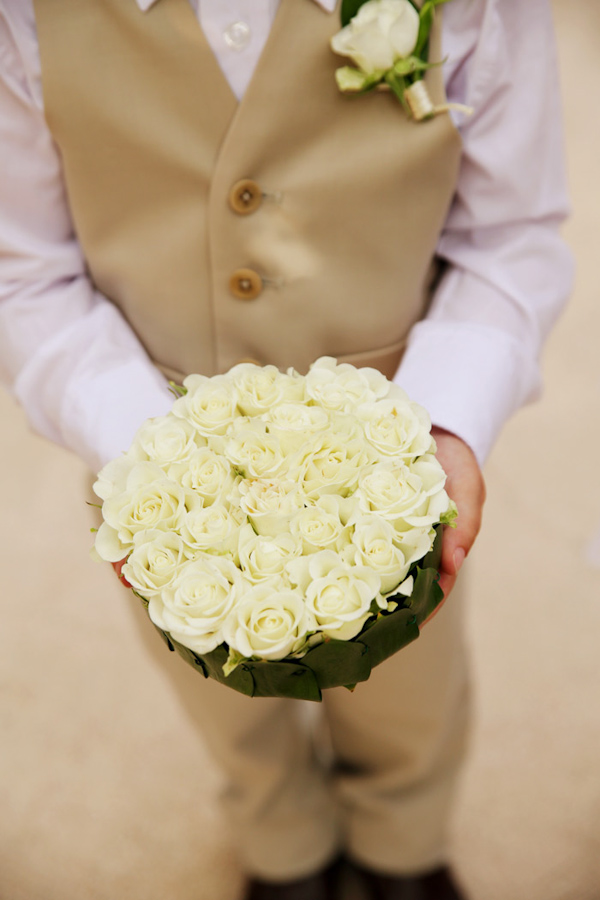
[136, 0, 336, 11]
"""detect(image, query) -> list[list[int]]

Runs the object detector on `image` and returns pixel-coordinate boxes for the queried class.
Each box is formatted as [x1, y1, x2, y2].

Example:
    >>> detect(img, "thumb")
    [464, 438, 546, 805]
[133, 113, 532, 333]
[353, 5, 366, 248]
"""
[431, 428, 486, 600]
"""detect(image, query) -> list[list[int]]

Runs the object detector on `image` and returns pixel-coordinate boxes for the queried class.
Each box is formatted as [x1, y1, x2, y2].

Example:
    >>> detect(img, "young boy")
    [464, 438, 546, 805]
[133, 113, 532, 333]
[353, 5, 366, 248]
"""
[0, 1, 572, 897]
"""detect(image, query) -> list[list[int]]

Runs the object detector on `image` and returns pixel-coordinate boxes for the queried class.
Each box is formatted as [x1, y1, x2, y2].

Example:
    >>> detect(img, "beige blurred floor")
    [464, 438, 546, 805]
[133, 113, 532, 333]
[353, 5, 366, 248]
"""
[1, 3, 600, 899]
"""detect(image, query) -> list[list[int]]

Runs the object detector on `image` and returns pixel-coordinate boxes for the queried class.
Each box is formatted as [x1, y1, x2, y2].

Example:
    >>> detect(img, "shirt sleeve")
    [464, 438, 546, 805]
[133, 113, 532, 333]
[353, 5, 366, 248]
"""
[394, 0, 574, 465]
[0, 4, 174, 473]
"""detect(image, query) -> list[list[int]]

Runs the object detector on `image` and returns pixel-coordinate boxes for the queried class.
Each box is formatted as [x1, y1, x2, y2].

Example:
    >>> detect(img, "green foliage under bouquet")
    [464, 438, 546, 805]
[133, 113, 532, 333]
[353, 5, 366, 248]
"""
[92, 357, 456, 702]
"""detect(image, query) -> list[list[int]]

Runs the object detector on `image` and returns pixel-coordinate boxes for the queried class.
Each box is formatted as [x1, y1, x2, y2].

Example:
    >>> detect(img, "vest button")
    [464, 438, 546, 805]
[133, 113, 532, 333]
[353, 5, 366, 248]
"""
[229, 179, 263, 215]
[230, 268, 263, 300]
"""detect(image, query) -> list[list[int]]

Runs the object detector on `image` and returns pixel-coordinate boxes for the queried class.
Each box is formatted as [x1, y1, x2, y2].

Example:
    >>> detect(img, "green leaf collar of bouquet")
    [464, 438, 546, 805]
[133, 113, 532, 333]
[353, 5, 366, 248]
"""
[332, 0, 472, 121]
[92, 357, 457, 701]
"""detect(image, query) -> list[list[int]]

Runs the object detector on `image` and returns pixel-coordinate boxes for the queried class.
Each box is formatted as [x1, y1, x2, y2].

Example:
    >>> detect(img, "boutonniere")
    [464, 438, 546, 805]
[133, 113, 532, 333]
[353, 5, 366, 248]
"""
[331, 0, 472, 121]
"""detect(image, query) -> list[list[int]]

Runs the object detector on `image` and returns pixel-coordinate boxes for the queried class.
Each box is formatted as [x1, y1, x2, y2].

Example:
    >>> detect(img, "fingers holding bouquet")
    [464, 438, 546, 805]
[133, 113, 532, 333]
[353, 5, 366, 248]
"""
[112, 558, 131, 589]
[428, 426, 486, 618]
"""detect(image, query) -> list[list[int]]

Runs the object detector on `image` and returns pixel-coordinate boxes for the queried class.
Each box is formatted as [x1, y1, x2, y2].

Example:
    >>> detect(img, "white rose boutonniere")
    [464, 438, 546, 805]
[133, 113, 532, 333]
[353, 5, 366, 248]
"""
[332, 0, 420, 76]
[331, 0, 472, 121]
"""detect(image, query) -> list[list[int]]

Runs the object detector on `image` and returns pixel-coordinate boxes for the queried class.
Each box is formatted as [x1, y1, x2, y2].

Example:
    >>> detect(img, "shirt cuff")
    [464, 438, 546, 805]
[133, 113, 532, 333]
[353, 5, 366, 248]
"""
[394, 321, 541, 467]
[61, 361, 175, 473]
[12, 299, 175, 473]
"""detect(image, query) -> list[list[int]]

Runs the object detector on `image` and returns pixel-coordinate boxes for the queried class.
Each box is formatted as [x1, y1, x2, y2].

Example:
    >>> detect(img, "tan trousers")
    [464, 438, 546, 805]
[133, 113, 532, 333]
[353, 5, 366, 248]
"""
[127, 582, 470, 881]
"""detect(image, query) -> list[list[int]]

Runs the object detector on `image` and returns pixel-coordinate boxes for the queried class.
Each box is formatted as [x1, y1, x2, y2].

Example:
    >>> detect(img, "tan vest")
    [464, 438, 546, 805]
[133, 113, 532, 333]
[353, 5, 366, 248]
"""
[33, 0, 461, 382]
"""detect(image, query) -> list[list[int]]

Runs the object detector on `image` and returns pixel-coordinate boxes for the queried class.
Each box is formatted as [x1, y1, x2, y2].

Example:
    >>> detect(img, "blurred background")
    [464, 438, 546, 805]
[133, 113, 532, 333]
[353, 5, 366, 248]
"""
[1, 2, 599, 898]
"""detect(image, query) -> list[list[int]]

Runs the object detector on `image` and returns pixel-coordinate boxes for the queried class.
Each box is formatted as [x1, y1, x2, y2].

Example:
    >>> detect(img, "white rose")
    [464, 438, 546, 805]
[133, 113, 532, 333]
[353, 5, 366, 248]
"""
[180, 504, 246, 558]
[357, 457, 451, 530]
[95, 463, 199, 562]
[409, 453, 448, 496]
[93, 455, 136, 501]
[304, 551, 382, 641]
[235, 478, 305, 537]
[228, 363, 304, 416]
[172, 375, 238, 437]
[223, 584, 315, 661]
[148, 555, 241, 655]
[129, 415, 201, 467]
[122, 530, 188, 597]
[330, 0, 420, 75]
[299, 432, 376, 498]
[311, 491, 362, 527]
[169, 447, 236, 506]
[225, 421, 286, 479]
[356, 460, 426, 521]
[395, 454, 453, 527]
[397, 488, 453, 529]
[264, 402, 330, 454]
[304, 357, 390, 412]
[350, 514, 411, 594]
[325, 411, 365, 444]
[238, 524, 301, 584]
[357, 398, 434, 460]
[385, 516, 434, 561]
[290, 496, 350, 554]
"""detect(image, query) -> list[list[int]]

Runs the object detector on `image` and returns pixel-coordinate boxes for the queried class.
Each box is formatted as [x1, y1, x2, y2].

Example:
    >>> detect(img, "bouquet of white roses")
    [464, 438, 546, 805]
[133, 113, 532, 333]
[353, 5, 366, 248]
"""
[92, 357, 456, 701]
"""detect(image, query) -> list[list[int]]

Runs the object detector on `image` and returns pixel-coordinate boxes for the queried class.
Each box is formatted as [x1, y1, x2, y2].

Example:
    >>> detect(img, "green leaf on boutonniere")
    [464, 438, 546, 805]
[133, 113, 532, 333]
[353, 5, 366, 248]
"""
[414, 0, 451, 59]
[392, 55, 440, 78]
[335, 66, 385, 93]
[384, 70, 411, 114]
[341, 0, 369, 28]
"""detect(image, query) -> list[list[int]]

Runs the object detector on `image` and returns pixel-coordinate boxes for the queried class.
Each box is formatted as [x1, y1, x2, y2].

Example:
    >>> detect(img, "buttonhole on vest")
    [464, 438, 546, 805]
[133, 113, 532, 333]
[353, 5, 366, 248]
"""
[262, 190, 284, 205]
[262, 276, 285, 289]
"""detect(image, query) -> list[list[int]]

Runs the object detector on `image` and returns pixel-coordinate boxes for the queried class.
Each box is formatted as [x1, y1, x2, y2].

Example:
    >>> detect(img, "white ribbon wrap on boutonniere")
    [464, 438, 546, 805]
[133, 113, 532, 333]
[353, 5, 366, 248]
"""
[331, 0, 473, 121]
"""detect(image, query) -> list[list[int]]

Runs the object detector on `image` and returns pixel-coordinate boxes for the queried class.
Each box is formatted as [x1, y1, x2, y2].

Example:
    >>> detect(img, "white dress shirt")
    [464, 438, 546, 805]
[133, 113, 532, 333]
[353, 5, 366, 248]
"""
[0, 0, 573, 472]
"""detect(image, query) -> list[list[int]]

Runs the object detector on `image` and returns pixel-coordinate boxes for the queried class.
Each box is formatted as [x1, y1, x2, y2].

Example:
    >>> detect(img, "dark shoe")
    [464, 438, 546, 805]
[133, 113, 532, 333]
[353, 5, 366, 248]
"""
[349, 863, 467, 900]
[244, 856, 343, 900]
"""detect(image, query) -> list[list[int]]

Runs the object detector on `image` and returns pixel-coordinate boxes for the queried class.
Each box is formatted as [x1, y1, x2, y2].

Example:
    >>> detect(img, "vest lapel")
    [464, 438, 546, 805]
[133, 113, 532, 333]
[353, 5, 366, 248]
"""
[215, 0, 342, 169]
[161, 0, 237, 108]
